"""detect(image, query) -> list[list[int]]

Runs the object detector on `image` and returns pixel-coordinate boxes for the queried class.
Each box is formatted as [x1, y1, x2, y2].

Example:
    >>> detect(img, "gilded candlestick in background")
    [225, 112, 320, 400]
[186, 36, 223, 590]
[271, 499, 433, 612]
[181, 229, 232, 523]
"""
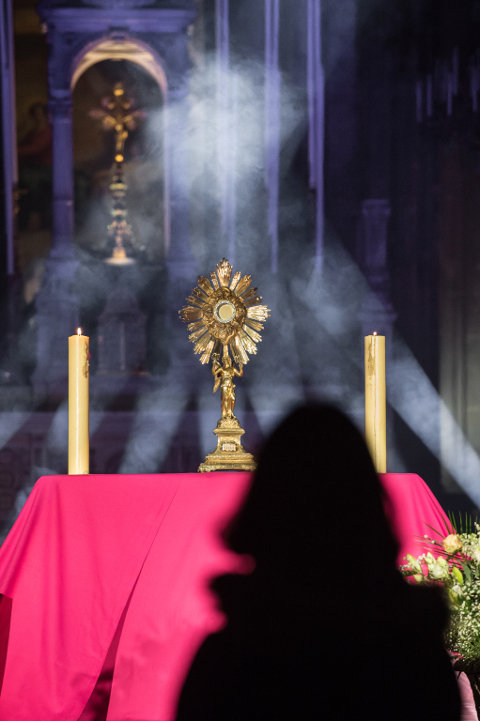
[89, 83, 144, 265]
[179, 259, 270, 472]
[364, 332, 386, 473]
[68, 328, 90, 475]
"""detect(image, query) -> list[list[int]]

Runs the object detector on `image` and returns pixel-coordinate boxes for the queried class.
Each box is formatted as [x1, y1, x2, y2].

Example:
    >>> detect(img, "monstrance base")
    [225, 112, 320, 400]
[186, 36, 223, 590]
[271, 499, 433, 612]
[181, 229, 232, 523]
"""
[198, 416, 256, 472]
[105, 255, 135, 266]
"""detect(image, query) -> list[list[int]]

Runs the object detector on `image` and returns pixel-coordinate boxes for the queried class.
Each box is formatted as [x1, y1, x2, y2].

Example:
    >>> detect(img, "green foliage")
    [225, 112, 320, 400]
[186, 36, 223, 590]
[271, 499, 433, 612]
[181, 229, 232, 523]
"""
[399, 516, 480, 662]
[447, 511, 480, 536]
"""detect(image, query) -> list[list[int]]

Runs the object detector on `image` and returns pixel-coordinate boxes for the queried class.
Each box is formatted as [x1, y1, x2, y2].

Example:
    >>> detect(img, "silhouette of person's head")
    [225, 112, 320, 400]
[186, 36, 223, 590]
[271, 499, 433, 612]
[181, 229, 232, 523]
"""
[176, 402, 461, 721]
[226, 402, 398, 585]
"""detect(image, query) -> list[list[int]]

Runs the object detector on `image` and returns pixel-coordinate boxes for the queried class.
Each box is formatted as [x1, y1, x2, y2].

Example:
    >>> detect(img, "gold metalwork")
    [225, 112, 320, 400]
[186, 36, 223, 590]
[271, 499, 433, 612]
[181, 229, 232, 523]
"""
[179, 259, 270, 472]
[89, 82, 144, 159]
[89, 83, 145, 265]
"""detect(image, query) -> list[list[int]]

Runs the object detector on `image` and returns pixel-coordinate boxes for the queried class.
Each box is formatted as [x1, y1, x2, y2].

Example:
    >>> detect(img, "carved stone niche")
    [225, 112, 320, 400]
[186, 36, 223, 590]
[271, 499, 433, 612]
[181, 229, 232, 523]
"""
[32, 0, 197, 392]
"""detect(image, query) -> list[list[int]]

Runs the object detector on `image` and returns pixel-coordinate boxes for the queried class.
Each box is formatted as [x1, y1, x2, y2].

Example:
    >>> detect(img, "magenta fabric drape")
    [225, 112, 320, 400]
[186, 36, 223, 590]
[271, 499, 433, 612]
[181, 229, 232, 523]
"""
[0, 472, 450, 720]
[380, 473, 452, 562]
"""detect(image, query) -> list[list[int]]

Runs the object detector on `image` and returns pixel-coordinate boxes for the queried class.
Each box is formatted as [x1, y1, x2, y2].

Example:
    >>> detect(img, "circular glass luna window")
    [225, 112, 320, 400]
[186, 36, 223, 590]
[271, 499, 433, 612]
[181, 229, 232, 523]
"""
[214, 300, 237, 323]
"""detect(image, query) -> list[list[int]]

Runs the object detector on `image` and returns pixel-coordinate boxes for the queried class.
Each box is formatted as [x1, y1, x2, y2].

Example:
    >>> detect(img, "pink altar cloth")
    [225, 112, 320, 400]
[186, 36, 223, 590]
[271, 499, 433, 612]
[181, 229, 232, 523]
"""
[0, 472, 451, 720]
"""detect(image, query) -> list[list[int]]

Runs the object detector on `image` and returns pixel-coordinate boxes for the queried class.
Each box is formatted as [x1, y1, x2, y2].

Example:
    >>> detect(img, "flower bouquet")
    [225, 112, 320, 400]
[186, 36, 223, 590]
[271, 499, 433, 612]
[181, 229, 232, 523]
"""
[400, 515, 480, 717]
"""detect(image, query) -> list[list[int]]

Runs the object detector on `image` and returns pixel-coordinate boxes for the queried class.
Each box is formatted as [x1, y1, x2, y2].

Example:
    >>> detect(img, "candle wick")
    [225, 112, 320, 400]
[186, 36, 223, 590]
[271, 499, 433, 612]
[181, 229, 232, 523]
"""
[77, 328, 82, 336]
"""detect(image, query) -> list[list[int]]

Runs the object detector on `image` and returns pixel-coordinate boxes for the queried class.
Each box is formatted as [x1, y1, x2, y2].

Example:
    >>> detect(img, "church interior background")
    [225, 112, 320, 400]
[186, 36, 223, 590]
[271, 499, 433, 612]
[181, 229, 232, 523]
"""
[0, 0, 480, 539]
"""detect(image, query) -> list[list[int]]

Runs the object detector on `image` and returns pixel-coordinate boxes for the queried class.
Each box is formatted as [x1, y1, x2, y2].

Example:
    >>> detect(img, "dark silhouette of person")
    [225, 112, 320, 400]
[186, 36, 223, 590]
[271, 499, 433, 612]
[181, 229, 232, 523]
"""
[176, 403, 461, 721]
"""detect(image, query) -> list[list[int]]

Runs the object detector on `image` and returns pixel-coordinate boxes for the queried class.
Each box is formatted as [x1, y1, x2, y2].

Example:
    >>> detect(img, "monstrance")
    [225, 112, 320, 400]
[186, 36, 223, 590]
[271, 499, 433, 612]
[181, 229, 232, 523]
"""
[179, 258, 270, 472]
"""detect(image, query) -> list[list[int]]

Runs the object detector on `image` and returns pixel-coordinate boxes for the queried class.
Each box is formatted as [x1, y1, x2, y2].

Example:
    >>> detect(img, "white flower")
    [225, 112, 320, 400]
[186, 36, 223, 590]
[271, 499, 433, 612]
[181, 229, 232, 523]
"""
[406, 554, 422, 574]
[443, 534, 463, 555]
[426, 555, 449, 581]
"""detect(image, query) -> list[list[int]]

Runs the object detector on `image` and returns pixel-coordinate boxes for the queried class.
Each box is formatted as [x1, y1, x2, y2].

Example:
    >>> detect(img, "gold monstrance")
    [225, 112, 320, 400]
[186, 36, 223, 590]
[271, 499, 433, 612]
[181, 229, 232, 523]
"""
[179, 259, 270, 472]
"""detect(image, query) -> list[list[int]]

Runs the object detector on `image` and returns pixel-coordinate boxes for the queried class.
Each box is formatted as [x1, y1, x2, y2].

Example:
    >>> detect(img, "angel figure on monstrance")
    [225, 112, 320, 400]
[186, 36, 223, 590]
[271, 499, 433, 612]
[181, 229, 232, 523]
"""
[179, 258, 270, 471]
[212, 346, 243, 420]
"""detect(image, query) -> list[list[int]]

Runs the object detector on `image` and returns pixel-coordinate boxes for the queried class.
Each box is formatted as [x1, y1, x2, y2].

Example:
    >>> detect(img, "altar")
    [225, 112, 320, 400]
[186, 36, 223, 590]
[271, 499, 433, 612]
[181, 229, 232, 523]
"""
[0, 471, 452, 721]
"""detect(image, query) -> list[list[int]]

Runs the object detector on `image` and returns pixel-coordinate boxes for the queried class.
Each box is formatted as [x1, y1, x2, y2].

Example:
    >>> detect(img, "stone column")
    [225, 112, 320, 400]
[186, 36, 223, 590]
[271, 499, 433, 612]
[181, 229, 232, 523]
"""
[360, 200, 390, 288]
[358, 199, 396, 337]
[307, 0, 324, 273]
[0, 0, 17, 277]
[165, 88, 196, 276]
[265, 0, 280, 273]
[216, 0, 237, 263]
[32, 92, 78, 398]
[49, 93, 75, 260]
[161, 87, 198, 378]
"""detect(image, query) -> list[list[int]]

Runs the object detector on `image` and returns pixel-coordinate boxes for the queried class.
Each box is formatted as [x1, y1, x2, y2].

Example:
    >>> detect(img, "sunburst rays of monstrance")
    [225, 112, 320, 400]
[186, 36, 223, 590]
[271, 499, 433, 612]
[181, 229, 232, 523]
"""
[179, 259, 270, 472]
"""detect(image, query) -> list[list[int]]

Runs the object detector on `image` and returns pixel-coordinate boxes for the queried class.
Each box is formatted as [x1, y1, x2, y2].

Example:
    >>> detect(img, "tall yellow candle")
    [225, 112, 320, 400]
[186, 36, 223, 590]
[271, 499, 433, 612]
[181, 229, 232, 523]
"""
[68, 328, 90, 475]
[364, 332, 386, 473]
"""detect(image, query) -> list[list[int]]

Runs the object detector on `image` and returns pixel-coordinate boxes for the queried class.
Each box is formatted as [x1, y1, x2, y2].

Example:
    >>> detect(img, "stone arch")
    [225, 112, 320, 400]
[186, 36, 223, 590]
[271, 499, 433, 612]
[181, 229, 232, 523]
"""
[71, 36, 168, 96]
[36, 0, 196, 262]
[71, 36, 170, 254]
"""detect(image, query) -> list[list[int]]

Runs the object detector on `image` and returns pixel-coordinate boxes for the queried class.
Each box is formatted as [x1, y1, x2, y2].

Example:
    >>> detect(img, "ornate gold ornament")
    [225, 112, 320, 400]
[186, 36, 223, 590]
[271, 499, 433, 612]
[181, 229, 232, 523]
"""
[179, 259, 270, 472]
[89, 83, 145, 265]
